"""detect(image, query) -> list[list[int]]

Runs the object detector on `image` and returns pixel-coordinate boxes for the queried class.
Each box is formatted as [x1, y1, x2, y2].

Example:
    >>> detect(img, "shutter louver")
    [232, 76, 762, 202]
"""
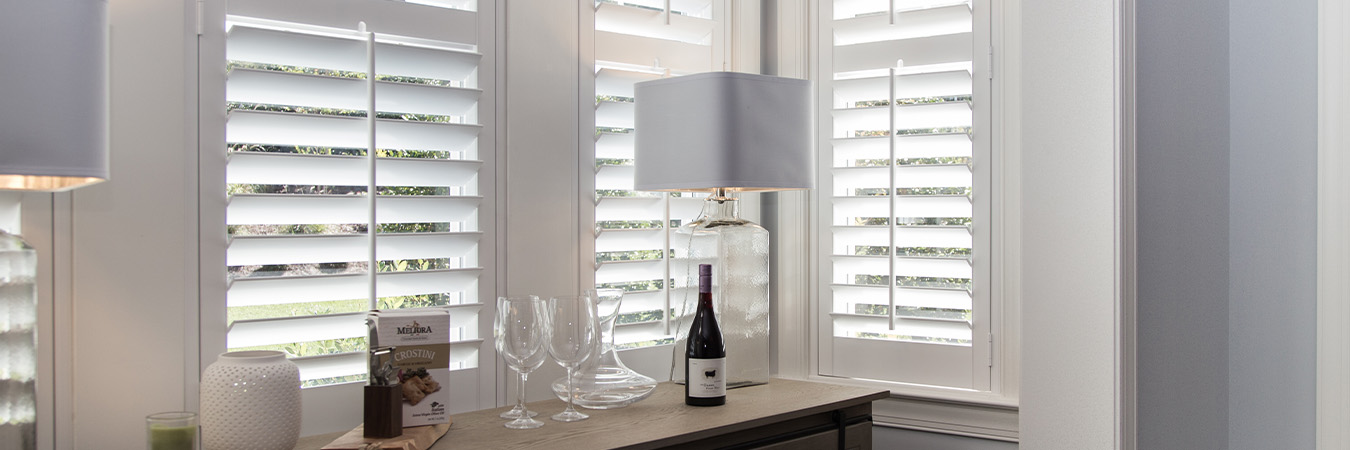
[222, 2, 489, 387]
[591, 0, 724, 349]
[821, 0, 988, 388]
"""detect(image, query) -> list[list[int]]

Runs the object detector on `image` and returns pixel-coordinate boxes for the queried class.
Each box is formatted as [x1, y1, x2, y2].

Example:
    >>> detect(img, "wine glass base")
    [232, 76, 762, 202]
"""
[505, 416, 545, 429]
[500, 407, 538, 419]
[551, 410, 589, 422]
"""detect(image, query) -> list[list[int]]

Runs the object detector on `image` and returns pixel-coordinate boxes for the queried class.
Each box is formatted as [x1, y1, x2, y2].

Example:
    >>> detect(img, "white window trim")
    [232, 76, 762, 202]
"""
[578, 0, 764, 368]
[195, 0, 501, 435]
[767, 0, 1021, 440]
[1316, 0, 1349, 447]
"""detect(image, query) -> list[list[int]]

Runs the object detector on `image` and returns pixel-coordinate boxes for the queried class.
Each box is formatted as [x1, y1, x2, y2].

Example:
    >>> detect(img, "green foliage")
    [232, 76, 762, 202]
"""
[229, 61, 460, 87]
[853, 245, 890, 256]
[844, 217, 972, 227]
[852, 217, 890, 226]
[378, 294, 447, 310]
[851, 332, 971, 345]
[379, 223, 455, 233]
[853, 95, 973, 109]
[896, 187, 971, 196]
[229, 261, 368, 279]
[283, 337, 367, 358]
[895, 217, 971, 227]
[228, 299, 368, 323]
[302, 374, 367, 388]
[227, 223, 359, 236]
[852, 188, 890, 196]
[896, 247, 972, 258]
[230, 337, 367, 359]
[229, 61, 367, 79]
[854, 304, 970, 321]
[596, 158, 634, 167]
[596, 249, 664, 263]
[897, 276, 972, 290]
[597, 220, 663, 230]
[853, 274, 890, 286]
[228, 143, 366, 157]
[596, 189, 661, 199]
[898, 157, 972, 166]
[228, 101, 461, 124]
[376, 149, 454, 160]
[852, 126, 973, 138]
[378, 258, 453, 272]
[615, 337, 675, 350]
[848, 187, 972, 196]
[596, 279, 667, 293]
[850, 275, 972, 290]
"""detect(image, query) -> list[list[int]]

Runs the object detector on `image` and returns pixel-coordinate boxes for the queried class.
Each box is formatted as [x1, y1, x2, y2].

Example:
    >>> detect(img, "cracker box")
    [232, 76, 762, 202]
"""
[373, 308, 451, 427]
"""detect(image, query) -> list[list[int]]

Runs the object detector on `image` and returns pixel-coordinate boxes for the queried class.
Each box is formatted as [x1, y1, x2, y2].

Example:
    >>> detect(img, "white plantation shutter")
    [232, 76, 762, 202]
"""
[818, 0, 991, 389]
[221, 0, 492, 391]
[589, 0, 726, 350]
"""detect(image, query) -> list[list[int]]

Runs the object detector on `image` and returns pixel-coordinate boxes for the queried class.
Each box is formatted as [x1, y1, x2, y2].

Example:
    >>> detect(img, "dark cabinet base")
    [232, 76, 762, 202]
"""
[673, 403, 873, 450]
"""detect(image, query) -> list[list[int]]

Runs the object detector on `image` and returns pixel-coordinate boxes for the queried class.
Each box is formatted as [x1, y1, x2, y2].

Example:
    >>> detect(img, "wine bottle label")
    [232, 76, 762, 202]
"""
[687, 358, 726, 398]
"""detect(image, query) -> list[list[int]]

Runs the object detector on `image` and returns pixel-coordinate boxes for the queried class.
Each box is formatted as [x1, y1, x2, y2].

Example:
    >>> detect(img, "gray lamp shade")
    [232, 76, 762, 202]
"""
[0, 0, 109, 191]
[633, 72, 813, 192]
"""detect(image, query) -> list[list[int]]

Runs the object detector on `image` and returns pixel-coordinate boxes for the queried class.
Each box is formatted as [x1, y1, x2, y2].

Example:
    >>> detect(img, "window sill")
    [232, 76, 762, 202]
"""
[798, 376, 1019, 442]
[873, 395, 1018, 442]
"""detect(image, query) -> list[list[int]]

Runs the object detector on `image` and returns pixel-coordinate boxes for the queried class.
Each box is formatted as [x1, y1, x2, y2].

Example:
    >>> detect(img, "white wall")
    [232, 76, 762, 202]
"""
[1135, 0, 1319, 448]
[501, 0, 582, 403]
[1016, 0, 1121, 448]
[1135, 0, 1232, 447]
[64, 0, 195, 447]
[1227, 0, 1318, 448]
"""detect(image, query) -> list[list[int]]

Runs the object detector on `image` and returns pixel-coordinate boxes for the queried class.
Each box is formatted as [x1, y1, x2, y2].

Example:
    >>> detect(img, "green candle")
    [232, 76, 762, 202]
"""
[146, 412, 197, 450]
[148, 425, 196, 450]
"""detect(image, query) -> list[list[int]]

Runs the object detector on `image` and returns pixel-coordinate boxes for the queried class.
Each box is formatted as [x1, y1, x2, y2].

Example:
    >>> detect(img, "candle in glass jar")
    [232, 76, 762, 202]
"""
[146, 412, 197, 450]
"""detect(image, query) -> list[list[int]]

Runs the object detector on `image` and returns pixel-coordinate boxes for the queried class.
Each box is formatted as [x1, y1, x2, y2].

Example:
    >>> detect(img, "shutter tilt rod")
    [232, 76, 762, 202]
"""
[362, 22, 378, 310]
[889, 0, 896, 25]
[664, 0, 671, 25]
[888, 63, 898, 332]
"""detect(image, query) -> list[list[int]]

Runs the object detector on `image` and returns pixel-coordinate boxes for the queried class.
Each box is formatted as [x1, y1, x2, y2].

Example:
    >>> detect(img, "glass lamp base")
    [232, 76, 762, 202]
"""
[669, 196, 771, 388]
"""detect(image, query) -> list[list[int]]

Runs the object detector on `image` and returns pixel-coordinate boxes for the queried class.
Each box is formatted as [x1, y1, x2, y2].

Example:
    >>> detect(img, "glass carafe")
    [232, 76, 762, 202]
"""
[551, 289, 657, 409]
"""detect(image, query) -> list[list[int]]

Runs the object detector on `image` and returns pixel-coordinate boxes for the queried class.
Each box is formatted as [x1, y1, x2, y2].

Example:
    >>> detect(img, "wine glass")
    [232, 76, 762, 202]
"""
[495, 295, 547, 429]
[496, 296, 538, 421]
[544, 295, 597, 422]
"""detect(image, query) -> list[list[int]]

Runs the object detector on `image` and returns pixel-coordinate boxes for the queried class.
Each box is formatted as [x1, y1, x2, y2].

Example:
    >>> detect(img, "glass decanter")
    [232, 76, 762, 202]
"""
[551, 289, 657, 409]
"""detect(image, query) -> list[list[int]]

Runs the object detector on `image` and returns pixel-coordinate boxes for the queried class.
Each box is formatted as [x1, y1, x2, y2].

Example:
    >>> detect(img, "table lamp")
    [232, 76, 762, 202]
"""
[0, 0, 109, 447]
[633, 72, 812, 388]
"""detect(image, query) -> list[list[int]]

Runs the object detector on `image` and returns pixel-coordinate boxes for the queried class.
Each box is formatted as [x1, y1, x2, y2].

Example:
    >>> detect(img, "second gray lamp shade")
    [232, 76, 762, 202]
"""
[633, 72, 813, 192]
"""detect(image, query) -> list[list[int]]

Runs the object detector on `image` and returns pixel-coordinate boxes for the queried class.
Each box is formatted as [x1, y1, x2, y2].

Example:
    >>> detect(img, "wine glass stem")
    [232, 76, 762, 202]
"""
[564, 366, 577, 413]
[517, 371, 529, 412]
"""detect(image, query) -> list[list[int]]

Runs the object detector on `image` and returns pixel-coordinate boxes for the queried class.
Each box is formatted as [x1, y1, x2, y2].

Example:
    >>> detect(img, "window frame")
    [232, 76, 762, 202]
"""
[771, 0, 1020, 436]
[195, 0, 501, 435]
[577, 0, 765, 375]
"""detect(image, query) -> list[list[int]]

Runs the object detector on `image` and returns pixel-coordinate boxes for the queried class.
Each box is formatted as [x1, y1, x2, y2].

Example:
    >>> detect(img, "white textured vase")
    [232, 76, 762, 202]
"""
[201, 351, 301, 450]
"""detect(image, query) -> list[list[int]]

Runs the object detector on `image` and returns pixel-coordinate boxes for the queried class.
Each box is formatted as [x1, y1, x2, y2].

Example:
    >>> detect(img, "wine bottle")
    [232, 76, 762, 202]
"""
[686, 264, 726, 406]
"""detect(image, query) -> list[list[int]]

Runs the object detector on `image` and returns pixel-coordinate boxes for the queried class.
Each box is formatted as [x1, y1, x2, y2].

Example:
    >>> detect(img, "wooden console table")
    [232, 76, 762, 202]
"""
[293, 378, 888, 450]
